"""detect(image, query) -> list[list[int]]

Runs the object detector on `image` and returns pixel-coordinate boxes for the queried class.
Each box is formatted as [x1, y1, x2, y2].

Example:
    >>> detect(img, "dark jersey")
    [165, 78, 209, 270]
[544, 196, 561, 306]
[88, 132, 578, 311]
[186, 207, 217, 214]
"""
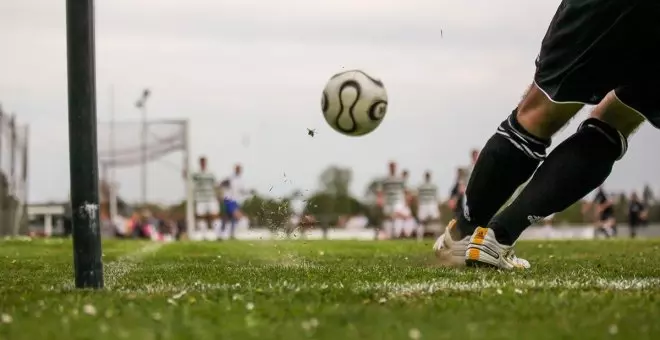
[450, 181, 465, 216]
[594, 190, 614, 219]
[629, 201, 645, 225]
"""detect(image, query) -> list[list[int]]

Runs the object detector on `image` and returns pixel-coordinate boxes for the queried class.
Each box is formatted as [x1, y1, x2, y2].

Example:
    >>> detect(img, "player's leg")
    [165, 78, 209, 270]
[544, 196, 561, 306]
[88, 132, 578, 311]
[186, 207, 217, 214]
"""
[194, 202, 208, 240]
[416, 206, 428, 241]
[382, 205, 394, 239]
[404, 217, 416, 239]
[416, 218, 426, 242]
[594, 215, 606, 239]
[463, 0, 660, 268]
[453, 83, 583, 241]
[402, 206, 415, 238]
[446, 85, 582, 242]
[223, 199, 239, 240]
[394, 203, 410, 239]
[383, 217, 393, 240]
[392, 212, 405, 240]
[607, 216, 618, 238]
[208, 201, 222, 240]
[597, 216, 610, 239]
[496, 89, 646, 234]
[429, 206, 441, 241]
[602, 215, 616, 238]
[230, 205, 244, 239]
[477, 92, 646, 266]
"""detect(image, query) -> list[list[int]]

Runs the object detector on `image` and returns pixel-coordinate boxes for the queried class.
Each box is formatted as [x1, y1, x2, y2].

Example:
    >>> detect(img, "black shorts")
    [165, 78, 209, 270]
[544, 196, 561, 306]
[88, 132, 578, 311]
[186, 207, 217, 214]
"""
[534, 0, 660, 128]
[599, 212, 614, 222]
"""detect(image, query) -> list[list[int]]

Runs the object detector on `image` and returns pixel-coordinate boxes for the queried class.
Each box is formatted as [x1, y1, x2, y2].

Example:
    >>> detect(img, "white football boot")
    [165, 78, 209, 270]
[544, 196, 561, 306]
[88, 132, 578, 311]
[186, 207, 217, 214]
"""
[433, 219, 470, 267]
[465, 227, 530, 269]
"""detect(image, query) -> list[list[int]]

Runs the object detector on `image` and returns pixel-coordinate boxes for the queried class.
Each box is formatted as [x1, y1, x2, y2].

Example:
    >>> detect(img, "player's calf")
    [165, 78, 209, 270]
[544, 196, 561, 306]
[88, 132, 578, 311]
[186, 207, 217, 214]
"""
[456, 84, 583, 240]
[489, 98, 632, 245]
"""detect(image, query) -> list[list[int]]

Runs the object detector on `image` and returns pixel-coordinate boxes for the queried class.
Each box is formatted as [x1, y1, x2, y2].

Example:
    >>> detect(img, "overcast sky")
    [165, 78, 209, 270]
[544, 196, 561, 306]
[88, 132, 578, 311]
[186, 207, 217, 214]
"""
[1, 0, 659, 204]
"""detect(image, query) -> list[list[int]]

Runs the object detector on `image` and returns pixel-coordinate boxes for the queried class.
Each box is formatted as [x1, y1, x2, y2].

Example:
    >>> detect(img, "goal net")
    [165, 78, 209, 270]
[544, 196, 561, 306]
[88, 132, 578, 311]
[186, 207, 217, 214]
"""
[96, 119, 193, 235]
[0, 111, 29, 237]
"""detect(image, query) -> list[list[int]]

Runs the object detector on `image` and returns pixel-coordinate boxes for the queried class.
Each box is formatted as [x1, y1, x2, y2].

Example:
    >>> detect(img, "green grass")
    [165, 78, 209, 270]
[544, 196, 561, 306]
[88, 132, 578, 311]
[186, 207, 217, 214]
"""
[1, 238, 660, 340]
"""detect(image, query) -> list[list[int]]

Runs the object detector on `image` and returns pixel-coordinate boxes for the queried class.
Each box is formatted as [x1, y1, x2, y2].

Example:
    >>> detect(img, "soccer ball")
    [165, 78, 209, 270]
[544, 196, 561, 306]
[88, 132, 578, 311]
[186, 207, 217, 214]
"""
[321, 70, 388, 136]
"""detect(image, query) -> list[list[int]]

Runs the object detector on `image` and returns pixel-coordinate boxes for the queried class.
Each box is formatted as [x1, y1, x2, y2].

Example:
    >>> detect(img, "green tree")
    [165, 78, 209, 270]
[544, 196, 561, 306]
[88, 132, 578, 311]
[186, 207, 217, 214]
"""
[319, 166, 352, 196]
[554, 200, 586, 224]
[243, 194, 291, 230]
[303, 192, 367, 225]
[364, 178, 382, 202]
[304, 166, 368, 226]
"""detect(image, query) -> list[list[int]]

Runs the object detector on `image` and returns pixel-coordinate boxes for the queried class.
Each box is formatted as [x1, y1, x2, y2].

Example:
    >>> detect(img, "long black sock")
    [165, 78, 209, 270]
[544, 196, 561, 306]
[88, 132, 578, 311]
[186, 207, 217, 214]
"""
[455, 111, 550, 238]
[490, 118, 627, 245]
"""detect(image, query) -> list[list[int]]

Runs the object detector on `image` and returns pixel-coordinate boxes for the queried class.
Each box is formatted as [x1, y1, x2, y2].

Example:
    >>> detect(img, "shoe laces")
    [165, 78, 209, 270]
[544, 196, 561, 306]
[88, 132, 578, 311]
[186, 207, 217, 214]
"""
[504, 248, 529, 267]
[504, 248, 522, 261]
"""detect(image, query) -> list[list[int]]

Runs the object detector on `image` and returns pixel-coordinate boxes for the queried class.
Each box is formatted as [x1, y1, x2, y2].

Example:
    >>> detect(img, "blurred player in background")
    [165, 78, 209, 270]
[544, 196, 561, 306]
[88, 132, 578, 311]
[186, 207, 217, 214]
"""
[433, 167, 466, 264]
[465, 149, 479, 180]
[376, 162, 408, 239]
[402, 169, 411, 201]
[417, 171, 440, 241]
[192, 156, 220, 239]
[401, 169, 417, 238]
[593, 186, 616, 238]
[223, 164, 248, 240]
[448, 168, 467, 220]
[628, 191, 648, 238]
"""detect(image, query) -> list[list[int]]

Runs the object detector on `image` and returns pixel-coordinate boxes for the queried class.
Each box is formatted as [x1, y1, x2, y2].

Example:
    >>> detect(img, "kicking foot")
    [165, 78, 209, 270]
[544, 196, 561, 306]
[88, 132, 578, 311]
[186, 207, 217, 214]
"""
[433, 219, 470, 267]
[465, 227, 530, 269]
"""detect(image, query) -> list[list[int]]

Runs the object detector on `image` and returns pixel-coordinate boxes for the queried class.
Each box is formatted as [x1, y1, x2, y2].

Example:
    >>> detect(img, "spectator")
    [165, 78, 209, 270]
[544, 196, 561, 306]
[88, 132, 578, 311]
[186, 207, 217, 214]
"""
[448, 168, 467, 219]
[628, 192, 647, 238]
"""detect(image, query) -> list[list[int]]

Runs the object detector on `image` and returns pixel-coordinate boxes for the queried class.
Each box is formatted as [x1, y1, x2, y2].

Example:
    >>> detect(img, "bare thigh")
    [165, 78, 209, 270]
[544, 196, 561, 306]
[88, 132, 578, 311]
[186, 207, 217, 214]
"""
[516, 84, 584, 140]
[589, 91, 646, 138]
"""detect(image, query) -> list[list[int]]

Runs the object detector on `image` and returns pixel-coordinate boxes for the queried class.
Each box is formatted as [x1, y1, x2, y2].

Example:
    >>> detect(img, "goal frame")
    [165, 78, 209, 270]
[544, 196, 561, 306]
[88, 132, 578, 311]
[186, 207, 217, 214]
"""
[99, 118, 194, 237]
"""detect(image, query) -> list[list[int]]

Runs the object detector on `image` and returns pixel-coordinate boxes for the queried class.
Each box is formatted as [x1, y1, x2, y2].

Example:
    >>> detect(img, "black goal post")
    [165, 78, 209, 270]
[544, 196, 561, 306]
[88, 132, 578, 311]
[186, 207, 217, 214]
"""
[66, 0, 104, 289]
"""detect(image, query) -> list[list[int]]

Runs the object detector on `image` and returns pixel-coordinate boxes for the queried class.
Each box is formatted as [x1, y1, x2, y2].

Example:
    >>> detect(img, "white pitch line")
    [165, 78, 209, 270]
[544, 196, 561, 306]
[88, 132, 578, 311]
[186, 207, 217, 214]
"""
[103, 242, 164, 289]
[53, 243, 164, 291]
[106, 277, 660, 295]
[273, 252, 319, 269]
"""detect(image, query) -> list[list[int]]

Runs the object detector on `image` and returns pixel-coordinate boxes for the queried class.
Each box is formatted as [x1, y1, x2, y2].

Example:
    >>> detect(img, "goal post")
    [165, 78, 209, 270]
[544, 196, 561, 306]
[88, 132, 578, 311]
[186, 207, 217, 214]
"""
[184, 120, 194, 239]
[0, 111, 29, 237]
[66, 0, 103, 289]
[96, 119, 193, 233]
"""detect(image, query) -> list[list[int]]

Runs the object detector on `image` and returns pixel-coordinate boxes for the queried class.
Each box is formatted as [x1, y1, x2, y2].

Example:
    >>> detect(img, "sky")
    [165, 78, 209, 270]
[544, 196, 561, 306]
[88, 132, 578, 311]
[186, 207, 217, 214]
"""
[1, 0, 659, 205]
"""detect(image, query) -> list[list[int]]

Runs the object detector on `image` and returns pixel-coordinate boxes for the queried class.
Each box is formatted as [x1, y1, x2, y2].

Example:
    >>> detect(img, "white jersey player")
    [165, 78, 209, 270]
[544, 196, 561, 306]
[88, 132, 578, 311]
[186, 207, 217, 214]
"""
[222, 164, 248, 239]
[417, 171, 440, 224]
[401, 169, 418, 238]
[377, 162, 410, 239]
[192, 156, 220, 237]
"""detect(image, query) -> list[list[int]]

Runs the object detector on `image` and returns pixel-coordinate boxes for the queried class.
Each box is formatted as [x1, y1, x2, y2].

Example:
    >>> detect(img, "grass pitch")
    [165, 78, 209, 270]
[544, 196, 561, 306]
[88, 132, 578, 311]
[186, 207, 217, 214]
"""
[1, 238, 659, 340]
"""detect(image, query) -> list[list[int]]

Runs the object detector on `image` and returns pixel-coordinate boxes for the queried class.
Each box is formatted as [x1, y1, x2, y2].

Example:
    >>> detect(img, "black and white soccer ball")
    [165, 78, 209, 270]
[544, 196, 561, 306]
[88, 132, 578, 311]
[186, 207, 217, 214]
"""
[321, 70, 388, 136]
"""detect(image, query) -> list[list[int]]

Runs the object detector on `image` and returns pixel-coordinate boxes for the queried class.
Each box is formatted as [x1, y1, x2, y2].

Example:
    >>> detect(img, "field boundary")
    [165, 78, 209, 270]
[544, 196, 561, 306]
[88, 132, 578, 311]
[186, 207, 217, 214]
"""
[186, 225, 660, 241]
[94, 277, 660, 296]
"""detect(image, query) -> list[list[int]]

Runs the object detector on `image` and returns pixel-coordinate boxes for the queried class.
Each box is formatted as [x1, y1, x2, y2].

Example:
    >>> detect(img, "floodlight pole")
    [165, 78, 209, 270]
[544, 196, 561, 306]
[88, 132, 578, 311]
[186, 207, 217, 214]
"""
[109, 86, 117, 223]
[136, 89, 150, 206]
[66, 0, 103, 288]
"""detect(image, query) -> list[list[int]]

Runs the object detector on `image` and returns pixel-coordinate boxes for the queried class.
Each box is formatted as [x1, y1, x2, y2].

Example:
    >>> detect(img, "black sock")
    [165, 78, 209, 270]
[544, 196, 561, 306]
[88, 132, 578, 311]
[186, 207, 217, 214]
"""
[490, 118, 627, 245]
[456, 110, 550, 238]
